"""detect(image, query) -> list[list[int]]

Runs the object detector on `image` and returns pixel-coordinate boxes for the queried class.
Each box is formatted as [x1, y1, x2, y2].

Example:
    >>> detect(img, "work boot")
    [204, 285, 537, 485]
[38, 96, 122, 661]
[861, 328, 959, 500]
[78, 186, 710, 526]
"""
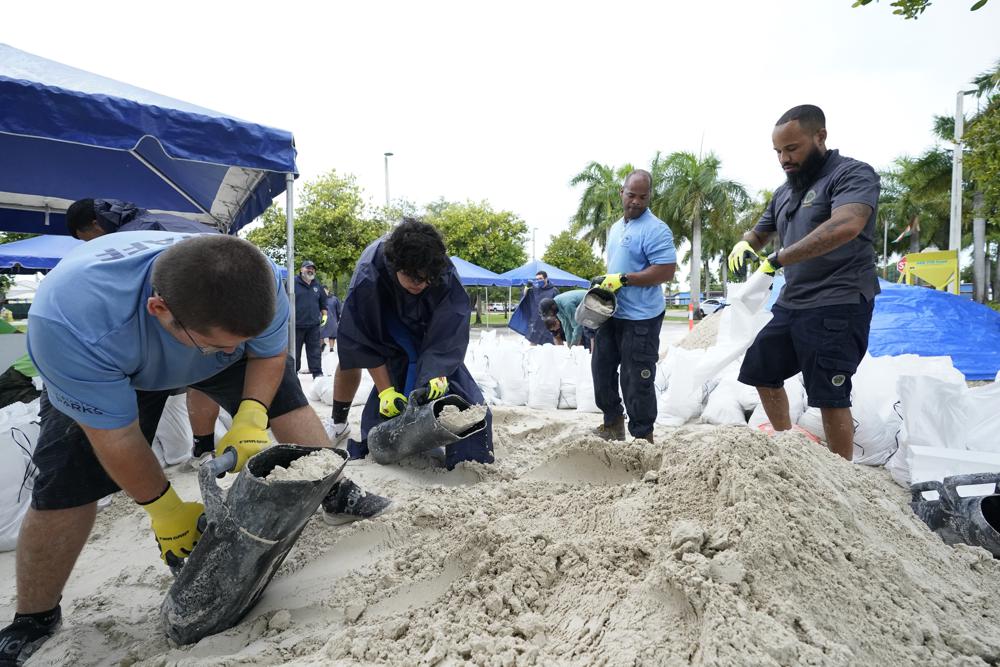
[322, 479, 392, 526]
[0, 606, 61, 667]
[593, 416, 626, 441]
[636, 433, 654, 444]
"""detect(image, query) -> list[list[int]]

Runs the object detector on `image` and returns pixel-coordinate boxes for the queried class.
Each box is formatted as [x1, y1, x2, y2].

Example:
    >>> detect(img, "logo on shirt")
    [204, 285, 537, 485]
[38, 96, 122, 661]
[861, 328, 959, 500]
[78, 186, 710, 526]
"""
[51, 389, 104, 415]
[621, 234, 632, 247]
[802, 190, 817, 207]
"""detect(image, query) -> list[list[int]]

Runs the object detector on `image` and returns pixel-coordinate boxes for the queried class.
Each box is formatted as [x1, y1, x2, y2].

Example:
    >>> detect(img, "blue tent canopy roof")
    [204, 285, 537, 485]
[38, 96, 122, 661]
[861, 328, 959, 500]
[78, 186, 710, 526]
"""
[450, 256, 511, 287]
[498, 259, 590, 288]
[0, 234, 82, 274]
[0, 43, 297, 235]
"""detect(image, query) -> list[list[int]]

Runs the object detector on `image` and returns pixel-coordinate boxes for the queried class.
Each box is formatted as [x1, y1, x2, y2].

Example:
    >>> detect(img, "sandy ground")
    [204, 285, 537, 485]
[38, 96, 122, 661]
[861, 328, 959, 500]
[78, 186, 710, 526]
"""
[5, 332, 1000, 666]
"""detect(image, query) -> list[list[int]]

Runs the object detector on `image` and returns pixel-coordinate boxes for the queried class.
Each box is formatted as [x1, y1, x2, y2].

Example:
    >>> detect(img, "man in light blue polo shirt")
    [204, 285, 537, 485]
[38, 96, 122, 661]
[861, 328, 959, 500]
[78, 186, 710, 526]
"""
[0, 232, 389, 665]
[591, 170, 676, 443]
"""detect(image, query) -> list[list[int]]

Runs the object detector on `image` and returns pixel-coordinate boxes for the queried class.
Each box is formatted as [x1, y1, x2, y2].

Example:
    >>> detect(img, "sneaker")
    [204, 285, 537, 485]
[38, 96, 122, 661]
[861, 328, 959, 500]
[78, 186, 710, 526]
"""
[322, 418, 351, 447]
[593, 416, 626, 442]
[0, 608, 61, 666]
[321, 479, 392, 526]
[188, 439, 215, 469]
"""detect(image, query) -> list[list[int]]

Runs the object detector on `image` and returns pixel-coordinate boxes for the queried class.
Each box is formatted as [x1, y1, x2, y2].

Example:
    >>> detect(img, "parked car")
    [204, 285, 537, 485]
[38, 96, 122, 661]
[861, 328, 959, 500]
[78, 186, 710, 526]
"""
[488, 302, 508, 313]
[698, 298, 727, 318]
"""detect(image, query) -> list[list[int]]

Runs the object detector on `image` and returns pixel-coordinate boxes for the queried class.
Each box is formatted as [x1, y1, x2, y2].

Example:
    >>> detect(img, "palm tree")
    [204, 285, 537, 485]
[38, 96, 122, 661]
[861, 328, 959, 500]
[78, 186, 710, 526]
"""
[652, 151, 748, 316]
[569, 162, 634, 252]
[717, 190, 772, 294]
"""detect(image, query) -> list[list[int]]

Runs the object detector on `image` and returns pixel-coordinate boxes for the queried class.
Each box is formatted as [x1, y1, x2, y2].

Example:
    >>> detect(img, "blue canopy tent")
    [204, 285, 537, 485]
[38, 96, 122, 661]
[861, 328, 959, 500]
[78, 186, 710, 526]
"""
[0, 43, 303, 333]
[498, 259, 590, 288]
[0, 234, 82, 273]
[450, 256, 511, 328]
[764, 275, 1000, 380]
[450, 256, 511, 287]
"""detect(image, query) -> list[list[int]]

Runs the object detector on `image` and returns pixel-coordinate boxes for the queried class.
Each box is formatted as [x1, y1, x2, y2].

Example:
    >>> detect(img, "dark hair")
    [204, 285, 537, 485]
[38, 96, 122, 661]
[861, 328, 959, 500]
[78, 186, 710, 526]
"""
[538, 297, 557, 316]
[536, 270, 548, 279]
[66, 199, 98, 239]
[152, 235, 276, 337]
[776, 105, 826, 134]
[384, 217, 449, 284]
[624, 169, 653, 190]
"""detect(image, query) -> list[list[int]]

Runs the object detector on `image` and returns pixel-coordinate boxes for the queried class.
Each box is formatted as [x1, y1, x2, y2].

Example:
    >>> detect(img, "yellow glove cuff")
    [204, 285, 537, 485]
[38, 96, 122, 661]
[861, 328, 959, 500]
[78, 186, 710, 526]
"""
[234, 399, 268, 430]
[139, 483, 182, 519]
[378, 387, 399, 401]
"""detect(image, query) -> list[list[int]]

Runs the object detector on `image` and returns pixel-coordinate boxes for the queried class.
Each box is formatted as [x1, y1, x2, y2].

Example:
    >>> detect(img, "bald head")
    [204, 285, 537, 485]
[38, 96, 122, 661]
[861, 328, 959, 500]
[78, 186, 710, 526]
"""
[620, 170, 653, 221]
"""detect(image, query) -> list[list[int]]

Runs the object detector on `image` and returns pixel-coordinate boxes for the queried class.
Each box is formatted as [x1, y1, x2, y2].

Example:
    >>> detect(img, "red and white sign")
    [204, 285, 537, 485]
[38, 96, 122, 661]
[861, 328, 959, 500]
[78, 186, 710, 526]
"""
[897, 257, 907, 273]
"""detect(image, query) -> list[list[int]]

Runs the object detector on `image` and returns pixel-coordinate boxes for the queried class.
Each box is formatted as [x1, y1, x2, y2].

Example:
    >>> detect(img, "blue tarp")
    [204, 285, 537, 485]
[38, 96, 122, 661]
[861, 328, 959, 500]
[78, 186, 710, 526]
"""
[0, 43, 297, 235]
[450, 256, 511, 287]
[0, 234, 82, 273]
[498, 259, 590, 288]
[763, 275, 1000, 381]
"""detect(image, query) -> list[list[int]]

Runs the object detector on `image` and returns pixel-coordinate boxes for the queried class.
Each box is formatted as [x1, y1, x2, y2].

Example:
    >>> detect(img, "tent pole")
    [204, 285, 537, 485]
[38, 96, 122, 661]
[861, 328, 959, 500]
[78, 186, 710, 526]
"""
[484, 286, 488, 329]
[285, 173, 296, 352]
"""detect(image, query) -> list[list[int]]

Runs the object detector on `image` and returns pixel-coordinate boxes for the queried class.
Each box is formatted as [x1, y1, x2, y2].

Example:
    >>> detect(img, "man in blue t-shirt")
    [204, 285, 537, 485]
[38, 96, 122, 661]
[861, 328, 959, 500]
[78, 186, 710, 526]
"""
[591, 170, 677, 443]
[0, 233, 390, 665]
[728, 105, 880, 461]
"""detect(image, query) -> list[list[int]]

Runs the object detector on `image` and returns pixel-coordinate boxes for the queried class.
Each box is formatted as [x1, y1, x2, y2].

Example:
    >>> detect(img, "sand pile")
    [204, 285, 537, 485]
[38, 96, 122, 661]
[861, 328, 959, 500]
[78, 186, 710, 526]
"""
[6, 408, 1000, 666]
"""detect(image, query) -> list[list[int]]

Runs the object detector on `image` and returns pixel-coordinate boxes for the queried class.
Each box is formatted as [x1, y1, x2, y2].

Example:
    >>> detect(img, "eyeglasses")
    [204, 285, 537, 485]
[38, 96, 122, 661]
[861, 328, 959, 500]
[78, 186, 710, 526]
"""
[156, 292, 225, 355]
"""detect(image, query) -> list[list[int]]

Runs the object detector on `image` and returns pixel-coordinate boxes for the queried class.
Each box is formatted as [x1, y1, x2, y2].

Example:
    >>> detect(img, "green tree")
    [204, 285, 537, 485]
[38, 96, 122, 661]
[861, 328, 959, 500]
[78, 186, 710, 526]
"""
[569, 162, 634, 251]
[851, 0, 990, 19]
[653, 151, 748, 316]
[425, 200, 528, 274]
[878, 150, 953, 254]
[245, 169, 383, 294]
[542, 231, 605, 282]
[965, 97, 1000, 217]
[425, 200, 528, 323]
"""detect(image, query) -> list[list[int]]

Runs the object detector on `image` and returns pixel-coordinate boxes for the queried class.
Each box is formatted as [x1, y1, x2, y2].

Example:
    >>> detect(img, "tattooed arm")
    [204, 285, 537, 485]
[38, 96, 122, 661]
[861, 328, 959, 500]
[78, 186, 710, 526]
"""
[776, 203, 872, 266]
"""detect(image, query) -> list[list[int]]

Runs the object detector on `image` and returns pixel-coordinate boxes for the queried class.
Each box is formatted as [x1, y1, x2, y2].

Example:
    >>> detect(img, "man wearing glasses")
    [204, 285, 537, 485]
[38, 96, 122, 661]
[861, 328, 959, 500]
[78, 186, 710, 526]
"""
[335, 218, 494, 470]
[0, 232, 389, 665]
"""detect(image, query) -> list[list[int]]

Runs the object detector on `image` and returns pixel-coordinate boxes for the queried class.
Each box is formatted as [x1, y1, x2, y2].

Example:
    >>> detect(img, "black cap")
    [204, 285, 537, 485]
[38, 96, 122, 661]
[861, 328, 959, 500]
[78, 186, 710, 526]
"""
[300, 260, 316, 269]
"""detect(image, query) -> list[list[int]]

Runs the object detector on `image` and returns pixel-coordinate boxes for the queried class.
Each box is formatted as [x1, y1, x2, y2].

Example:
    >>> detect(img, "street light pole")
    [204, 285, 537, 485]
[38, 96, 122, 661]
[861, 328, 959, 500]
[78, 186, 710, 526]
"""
[532, 227, 537, 260]
[383, 152, 393, 209]
[949, 90, 978, 251]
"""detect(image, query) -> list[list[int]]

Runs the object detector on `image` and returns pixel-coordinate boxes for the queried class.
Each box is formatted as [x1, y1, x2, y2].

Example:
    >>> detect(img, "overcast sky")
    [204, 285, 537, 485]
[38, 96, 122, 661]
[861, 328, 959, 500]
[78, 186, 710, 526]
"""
[3, 0, 998, 271]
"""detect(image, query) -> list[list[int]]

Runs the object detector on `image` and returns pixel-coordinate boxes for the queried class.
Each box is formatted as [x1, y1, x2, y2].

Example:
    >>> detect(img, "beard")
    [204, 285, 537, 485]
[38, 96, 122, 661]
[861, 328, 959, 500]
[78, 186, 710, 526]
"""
[785, 146, 828, 192]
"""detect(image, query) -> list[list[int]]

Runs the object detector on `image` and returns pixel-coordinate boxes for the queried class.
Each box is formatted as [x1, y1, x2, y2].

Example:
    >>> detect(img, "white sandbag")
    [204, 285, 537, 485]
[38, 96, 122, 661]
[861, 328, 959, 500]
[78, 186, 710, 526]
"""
[152, 394, 195, 466]
[352, 372, 376, 407]
[526, 345, 563, 410]
[897, 374, 968, 451]
[321, 346, 338, 376]
[574, 347, 600, 413]
[907, 445, 1000, 497]
[701, 377, 747, 426]
[487, 343, 528, 406]
[0, 399, 41, 552]
[657, 346, 708, 426]
[964, 382, 1000, 454]
[658, 274, 774, 426]
[557, 349, 578, 410]
[312, 376, 334, 405]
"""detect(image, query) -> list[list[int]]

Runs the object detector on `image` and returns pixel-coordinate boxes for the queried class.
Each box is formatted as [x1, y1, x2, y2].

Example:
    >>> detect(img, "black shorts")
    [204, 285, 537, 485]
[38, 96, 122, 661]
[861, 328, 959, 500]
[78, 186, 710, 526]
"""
[30, 354, 308, 510]
[738, 300, 873, 409]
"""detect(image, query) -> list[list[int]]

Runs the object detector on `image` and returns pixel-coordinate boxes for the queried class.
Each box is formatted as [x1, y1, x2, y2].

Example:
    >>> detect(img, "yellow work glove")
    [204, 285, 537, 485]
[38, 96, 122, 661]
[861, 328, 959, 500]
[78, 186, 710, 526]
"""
[378, 386, 408, 418]
[757, 253, 781, 276]
[728, 241, 758, 274]
[216, 399, 269, 473]
[592, 273, 627, 292]
[139, 483, 204, 565]
[321, 313, 328, 326]
[427, 376, 449, 400]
